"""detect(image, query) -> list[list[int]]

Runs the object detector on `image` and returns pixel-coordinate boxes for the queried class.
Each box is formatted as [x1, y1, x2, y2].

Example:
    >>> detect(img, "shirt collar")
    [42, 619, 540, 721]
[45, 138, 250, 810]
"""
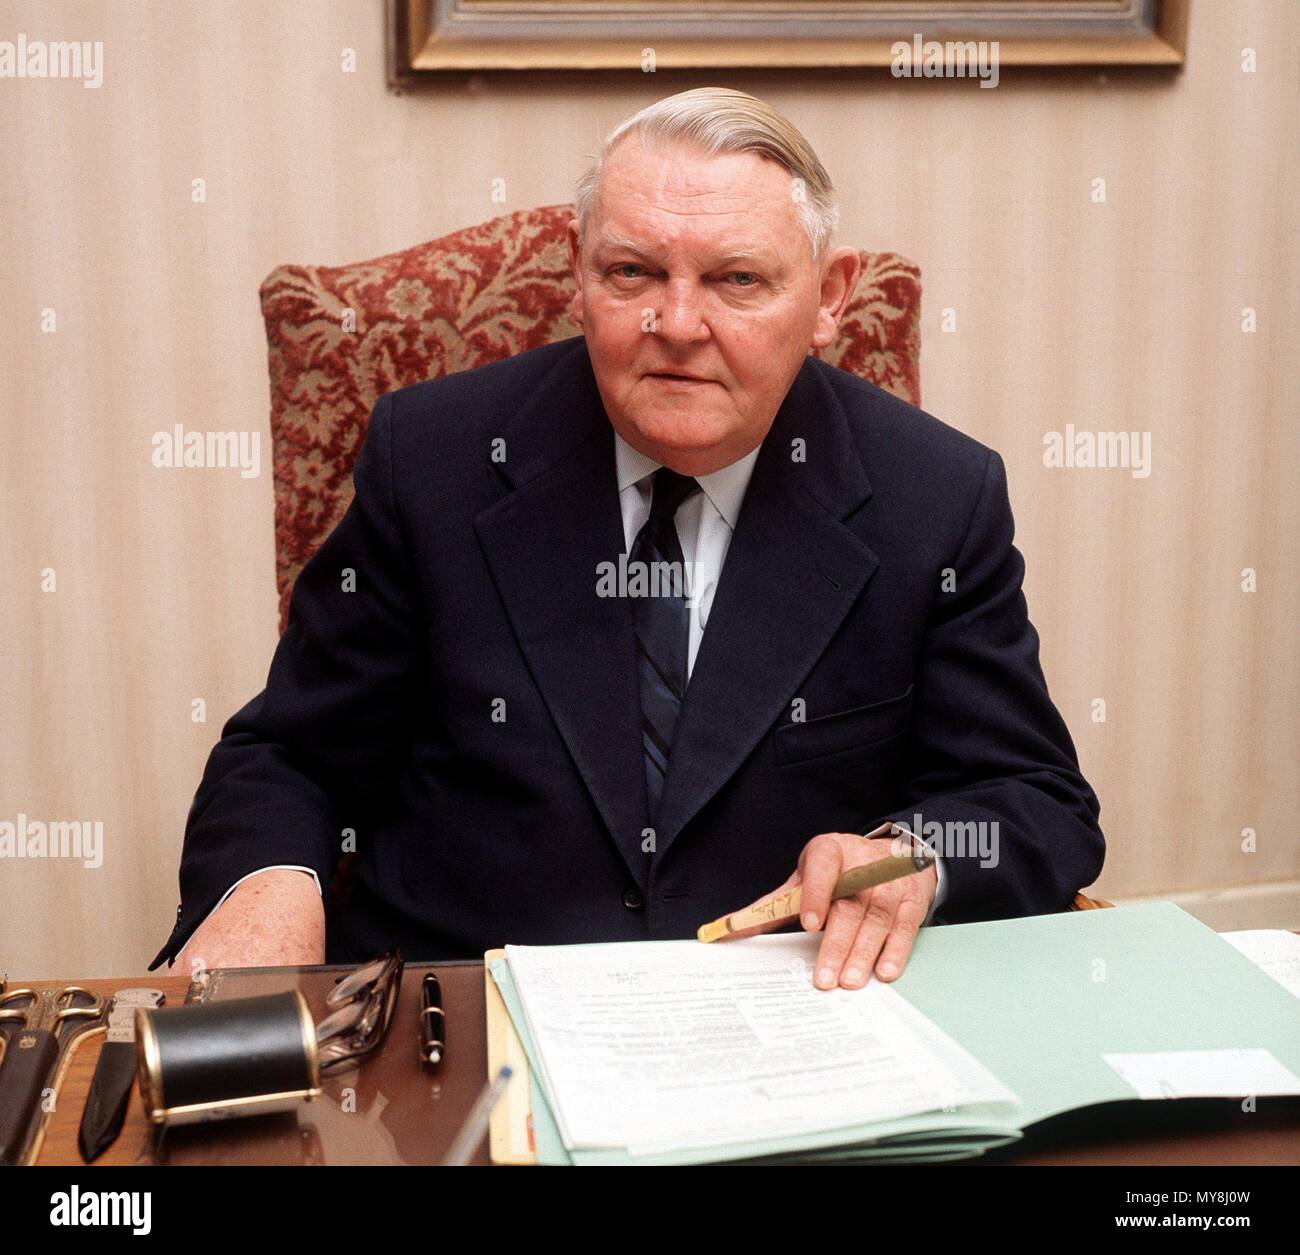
[613, 430, 761, 531]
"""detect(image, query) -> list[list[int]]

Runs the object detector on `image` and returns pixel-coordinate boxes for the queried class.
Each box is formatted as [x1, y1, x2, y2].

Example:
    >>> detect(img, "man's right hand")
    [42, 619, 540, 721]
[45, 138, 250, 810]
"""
[170, 868, 326, 973]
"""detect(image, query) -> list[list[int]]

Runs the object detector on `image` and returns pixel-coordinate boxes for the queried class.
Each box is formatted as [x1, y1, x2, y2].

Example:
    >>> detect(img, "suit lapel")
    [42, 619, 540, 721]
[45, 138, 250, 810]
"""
[474, 342, 651, 886]
[652, 359, 879, 860]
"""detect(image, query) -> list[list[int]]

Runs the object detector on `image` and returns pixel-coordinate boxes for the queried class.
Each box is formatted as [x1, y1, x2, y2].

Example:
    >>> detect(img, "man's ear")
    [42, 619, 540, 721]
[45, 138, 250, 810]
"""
[810, 245, 861, 350]
[566, 218, 585, 326]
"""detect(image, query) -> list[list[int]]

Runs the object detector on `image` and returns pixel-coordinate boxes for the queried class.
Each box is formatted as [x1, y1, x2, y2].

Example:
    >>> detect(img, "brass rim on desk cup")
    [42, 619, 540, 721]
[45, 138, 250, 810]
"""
[136, 1006, 165, 1123]
[298, 989, 322, 1092]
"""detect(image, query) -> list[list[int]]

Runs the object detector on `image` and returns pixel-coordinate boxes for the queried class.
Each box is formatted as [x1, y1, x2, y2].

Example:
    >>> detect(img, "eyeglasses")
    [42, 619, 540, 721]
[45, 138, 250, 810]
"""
[315, 949, 403, 1074]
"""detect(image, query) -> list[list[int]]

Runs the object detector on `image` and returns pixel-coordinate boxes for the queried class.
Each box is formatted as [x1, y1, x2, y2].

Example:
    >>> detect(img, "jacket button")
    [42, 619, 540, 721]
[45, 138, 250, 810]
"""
[622, 888, 644, 911]
[176, 904, 183, 920]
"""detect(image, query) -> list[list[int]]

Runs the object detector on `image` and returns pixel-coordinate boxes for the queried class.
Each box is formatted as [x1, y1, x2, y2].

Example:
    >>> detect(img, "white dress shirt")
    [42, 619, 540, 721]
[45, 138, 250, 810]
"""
[190, 430, 944, 958]
[614, 432, 760, 679]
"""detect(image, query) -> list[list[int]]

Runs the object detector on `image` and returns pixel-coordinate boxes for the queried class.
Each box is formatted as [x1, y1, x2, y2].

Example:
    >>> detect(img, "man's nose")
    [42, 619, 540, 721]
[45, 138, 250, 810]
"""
[655, 278, 709, 343]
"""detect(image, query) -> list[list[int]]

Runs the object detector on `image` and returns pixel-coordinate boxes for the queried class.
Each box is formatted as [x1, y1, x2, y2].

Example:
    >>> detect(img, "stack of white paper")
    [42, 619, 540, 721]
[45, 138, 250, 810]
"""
[505, 933, 1019, 1157]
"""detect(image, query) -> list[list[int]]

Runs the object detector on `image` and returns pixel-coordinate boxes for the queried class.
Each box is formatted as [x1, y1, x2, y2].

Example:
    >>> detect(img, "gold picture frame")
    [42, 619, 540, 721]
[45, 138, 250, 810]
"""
[388, 0, 1188, 82]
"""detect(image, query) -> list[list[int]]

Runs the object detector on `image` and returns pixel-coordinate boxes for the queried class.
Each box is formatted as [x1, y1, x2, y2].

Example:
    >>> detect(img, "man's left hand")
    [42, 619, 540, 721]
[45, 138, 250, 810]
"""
[724, 831, 936, 990]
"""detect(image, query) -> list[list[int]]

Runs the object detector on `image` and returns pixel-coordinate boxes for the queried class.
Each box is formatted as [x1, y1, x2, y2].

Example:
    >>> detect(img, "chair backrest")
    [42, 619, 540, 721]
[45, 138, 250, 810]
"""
[260, 204, 922, 630]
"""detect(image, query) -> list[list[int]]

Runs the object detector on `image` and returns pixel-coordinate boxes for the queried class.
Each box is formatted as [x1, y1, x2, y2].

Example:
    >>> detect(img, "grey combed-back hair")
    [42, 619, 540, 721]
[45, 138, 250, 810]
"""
[573, 87, 840, 260]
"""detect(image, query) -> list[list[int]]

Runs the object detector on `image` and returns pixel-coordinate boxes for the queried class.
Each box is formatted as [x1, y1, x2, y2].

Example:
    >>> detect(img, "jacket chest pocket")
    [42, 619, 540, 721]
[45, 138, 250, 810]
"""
[774, 685, 913, 766]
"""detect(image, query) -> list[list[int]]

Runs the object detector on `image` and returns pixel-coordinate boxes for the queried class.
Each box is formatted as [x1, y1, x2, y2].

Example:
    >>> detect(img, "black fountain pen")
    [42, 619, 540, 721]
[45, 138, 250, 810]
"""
[419, 973, 445, 1067]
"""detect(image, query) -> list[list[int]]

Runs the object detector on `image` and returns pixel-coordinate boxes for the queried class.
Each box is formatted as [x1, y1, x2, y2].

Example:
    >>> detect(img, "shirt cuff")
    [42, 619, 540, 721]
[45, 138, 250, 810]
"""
[923, 851, 947, 926]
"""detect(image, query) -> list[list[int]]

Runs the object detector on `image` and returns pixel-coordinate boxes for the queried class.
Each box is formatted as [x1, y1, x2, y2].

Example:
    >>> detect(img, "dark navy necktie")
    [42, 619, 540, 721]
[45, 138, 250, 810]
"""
[630, 467, 699, 826]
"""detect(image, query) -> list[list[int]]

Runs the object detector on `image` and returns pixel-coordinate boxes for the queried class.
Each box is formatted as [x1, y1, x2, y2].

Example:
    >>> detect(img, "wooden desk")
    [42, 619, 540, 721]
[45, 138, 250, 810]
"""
[12, 969, 1300, 1166]
[17, 964, 493, 1167]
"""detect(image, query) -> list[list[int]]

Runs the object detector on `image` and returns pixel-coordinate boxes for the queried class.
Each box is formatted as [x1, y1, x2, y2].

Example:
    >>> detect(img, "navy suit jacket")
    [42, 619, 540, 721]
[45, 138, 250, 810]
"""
[151, 336, 1103, 969]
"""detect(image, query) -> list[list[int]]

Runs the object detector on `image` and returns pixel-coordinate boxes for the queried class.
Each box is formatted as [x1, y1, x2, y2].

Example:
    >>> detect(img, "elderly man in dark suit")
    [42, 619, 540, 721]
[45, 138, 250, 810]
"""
[153, 87, 1103, 991]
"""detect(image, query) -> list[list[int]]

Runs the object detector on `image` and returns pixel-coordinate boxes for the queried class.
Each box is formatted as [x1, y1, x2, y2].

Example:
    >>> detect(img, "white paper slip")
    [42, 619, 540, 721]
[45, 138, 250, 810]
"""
[1102, 1048, 1300, 1100]
[1220, 929, 1300, 999]
[505, 933, 1020, 1154]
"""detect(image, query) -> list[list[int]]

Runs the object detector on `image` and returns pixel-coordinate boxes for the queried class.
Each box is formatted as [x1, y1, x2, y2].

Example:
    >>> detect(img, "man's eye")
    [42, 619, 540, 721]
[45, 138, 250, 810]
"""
[727, 272, 759, 287]
[612, 264, 644, 280]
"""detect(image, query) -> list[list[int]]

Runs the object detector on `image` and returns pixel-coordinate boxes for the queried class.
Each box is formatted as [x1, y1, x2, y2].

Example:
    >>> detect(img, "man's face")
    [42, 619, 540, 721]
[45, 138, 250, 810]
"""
[568, 136, 859, 476]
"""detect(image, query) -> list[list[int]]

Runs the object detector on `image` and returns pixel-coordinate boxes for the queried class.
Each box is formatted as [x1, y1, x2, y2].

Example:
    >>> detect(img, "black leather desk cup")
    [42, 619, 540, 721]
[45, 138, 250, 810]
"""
[136, 990, 321, 1127]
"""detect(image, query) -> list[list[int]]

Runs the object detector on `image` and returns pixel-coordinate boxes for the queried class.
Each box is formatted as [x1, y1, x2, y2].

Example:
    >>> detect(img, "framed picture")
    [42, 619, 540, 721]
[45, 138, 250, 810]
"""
[388, 0, 1188, 81]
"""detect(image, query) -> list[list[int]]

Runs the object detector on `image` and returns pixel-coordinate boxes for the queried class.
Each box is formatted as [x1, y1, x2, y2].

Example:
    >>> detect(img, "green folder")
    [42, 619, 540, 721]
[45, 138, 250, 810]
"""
[489, 902, 1300, 1165]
